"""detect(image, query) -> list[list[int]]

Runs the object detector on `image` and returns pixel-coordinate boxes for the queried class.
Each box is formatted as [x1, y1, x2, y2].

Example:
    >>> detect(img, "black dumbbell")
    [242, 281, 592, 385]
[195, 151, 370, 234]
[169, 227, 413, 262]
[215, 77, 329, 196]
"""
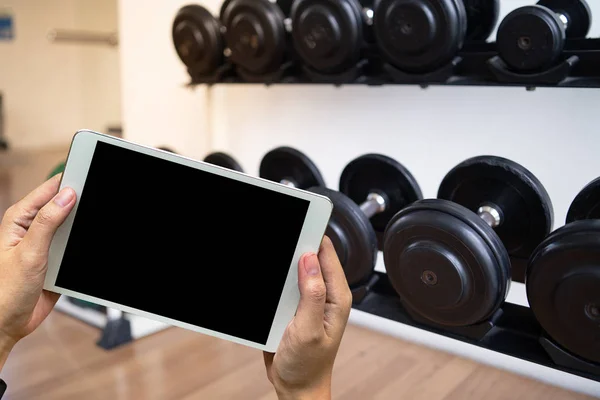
[259, 146, 325, 189]
[527, 177, 600, 365]
[172, 5, 225, 78]
[372, 0, 500, 74]
[158, 146, 178, 153]
[437, 156, 554, 275]
[496, 0, 592, 72]
[204, 152, 245, 172]
[220, 0, 289, 79]
[310, 154, 422, 288]
[383, 156, 553, 328]
[158, 147, 245, 172]
[289, 0, 374, 75]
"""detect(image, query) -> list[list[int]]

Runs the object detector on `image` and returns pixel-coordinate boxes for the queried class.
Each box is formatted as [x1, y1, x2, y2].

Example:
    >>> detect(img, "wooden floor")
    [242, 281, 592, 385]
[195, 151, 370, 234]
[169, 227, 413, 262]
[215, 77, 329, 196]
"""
[2, 311, 595, 400]
[0, 147, 596, 399]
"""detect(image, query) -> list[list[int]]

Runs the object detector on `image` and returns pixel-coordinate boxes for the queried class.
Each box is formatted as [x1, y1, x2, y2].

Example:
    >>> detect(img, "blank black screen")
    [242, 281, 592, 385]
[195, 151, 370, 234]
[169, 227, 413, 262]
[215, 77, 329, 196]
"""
[56, 141, 310, 345]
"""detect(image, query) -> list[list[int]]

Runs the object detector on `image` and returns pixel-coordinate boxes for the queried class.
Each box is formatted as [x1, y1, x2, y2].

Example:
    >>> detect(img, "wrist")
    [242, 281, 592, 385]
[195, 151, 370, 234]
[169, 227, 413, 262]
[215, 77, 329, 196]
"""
[275, 381, 332, 400]
[0, 333, 16, 372]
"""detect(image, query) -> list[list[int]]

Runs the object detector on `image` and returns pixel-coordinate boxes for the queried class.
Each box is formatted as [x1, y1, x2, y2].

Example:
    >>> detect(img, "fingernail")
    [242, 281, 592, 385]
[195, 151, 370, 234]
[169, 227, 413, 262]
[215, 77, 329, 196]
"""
[54, 188, 75, 207]
[303, 254, 320, 276]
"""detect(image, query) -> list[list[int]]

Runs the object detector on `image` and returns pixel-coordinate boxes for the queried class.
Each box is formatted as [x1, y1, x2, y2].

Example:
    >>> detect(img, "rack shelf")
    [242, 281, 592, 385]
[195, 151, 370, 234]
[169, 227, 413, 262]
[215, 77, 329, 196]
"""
[184, 39, 600, 90]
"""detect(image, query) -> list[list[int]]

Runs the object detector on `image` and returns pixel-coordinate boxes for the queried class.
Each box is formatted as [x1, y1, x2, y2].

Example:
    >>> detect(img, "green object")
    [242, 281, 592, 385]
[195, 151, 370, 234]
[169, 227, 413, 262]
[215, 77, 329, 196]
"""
[48, 162, 66, 179]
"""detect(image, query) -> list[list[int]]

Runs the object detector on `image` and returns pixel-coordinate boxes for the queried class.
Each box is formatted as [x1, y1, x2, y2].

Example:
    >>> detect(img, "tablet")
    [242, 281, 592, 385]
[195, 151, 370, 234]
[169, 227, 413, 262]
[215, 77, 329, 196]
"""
[44, 129, 333, 352]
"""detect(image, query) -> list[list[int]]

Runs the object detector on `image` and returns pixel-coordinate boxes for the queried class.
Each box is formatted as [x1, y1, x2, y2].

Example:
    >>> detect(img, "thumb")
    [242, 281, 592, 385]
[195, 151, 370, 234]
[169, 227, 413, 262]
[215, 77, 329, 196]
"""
[21, 187, 77, 257]
[293, 253, 326, 337]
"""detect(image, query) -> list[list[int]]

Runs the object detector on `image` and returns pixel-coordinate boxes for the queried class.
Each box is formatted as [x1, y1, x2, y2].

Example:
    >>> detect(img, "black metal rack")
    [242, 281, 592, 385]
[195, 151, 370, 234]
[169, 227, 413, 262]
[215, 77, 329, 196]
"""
[351, 272, 600, 384]
[185, 38, 600, 89]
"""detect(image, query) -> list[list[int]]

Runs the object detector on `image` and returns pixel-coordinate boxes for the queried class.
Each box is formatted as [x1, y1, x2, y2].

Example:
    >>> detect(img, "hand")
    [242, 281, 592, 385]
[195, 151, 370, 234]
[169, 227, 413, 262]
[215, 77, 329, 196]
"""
[0, 174, 76, 366]
[264, 236, 353, 400]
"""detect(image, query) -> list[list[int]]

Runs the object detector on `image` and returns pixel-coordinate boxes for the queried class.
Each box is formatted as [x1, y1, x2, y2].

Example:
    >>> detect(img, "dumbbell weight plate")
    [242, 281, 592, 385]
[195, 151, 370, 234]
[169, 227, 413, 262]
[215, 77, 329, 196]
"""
[537, 0, 592, 38]
[172, 5, 224, 76]
[204, 152, 245, 172]
[259, 147, 325, 189]
[373, 0, 467, 73]
[383, 199, 510, 327]
[158, 146, 178, 153]
[309, 186, 378, 287]
[527, 220, 600, 364]
[496, 6, 565, 72]
[340, 154, 422, 251]
[220, 0, 286, 75]
[566, 177, 600, 222]
[291, 0, 363, 74]
[463, 0, 500, 41]
[438, 156, 553, 260]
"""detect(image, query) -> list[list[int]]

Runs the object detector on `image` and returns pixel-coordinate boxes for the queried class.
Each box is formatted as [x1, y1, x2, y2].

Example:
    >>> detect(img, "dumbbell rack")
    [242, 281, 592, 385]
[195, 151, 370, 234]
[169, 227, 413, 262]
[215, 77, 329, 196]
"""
[186, 38, 600, 90]
[53, 297, 171, 350]
[351, 271, 600, 383]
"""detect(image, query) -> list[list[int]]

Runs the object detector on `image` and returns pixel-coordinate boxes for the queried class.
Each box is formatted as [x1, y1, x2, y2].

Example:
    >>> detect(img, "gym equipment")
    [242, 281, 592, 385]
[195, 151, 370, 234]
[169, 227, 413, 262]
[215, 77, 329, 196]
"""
[220, 0, 289, 80]
[158, 146, 177, 153]
[527, 177, 600, 366]
[339, 154, 423, 251]
[372, 0, 500, 75]
[290, 0, 372, 76]
[384, 197, 511, 331]
[383, 156, 551, 336]
[496, 0, 592, 72]
[464, 0, 500, 42]
[172, 5, 225, 80]
[259, 146, 325, 189]
[204, 152, 245, 172]
[309, 154, 422, 293]
[155, 147, 244, 172]
[437, 156, 553, 282]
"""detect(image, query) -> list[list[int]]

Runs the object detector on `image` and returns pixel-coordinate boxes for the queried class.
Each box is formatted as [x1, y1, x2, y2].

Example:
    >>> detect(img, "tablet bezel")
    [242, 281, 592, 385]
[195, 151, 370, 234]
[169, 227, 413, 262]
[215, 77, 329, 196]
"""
[44, 129, 333, 353]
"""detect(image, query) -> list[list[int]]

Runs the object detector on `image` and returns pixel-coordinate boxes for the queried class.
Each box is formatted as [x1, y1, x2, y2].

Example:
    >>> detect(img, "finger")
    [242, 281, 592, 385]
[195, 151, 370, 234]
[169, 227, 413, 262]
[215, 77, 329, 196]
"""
[20, 187, 76, 259]
[319, 236, 351, 308]
[319, 236, 353, 337]
[262, 352, 275, 384]
[293, 253, 326, 339]
[37, 290, 61, 318]
[0, 174, 62, 246]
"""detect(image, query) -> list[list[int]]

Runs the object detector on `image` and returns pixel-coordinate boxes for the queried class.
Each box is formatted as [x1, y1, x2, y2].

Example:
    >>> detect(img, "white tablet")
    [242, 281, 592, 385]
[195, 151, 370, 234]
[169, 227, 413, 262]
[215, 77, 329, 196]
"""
[44, 129, 333, 352]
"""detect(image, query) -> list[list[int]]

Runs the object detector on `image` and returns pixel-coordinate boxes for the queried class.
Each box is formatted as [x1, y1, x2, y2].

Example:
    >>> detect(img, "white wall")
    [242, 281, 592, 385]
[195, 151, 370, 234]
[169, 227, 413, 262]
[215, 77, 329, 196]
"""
[76, 0, 122, 135]
[118, 0, 600, 396]
[0, 0, 121, 150]
[117, 0, 212, 160]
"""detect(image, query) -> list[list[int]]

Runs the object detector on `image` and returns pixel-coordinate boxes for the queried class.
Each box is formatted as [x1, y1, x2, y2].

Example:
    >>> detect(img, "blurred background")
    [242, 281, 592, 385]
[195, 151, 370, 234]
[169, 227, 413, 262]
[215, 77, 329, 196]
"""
[0, 0, 120, 208]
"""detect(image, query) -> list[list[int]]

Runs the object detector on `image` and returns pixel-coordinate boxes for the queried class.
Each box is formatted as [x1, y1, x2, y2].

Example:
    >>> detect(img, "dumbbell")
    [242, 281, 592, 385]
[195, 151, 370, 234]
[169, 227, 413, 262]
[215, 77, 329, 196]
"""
[289, 0, 374, 75]
[158, 146, 178, 153]
[158, 147, 245, 172]
[310, 154, 422, 288]
[220, 0, 290, 78]
[204, 152, 245, 172]
[259, 146, 325, 189]
[383, 156, 553, 328]
[372, 0, 500, 74]
[172, 5, 224, 78]
[527, 177, 600, 365]
[496, 0, 592, 72]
